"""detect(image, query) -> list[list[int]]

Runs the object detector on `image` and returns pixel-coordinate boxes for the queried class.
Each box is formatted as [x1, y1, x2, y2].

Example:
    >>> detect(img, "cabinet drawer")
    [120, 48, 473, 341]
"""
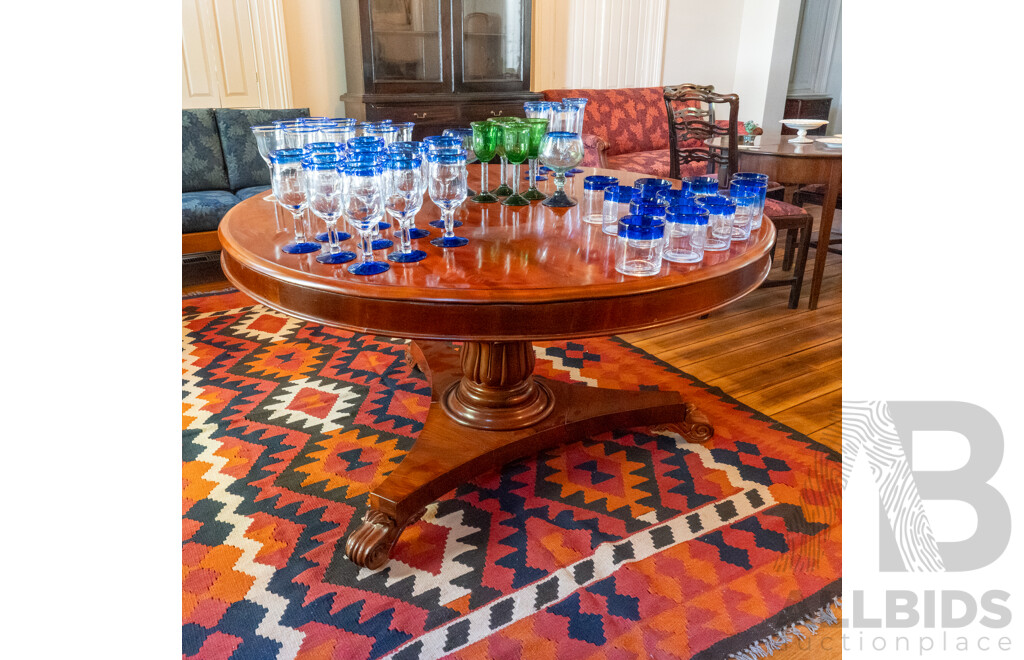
[460, 102, 526, 123]
[367, 104, 460, 125]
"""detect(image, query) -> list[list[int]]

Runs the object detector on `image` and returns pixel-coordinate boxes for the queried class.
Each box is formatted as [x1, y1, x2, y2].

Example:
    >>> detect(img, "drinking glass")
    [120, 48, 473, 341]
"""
[442, 128, 478, 197]
[283, 125, 320, 149]
[731, 173, 769, 230]
[728, 191, 757, 241]
[700, 196, 735, 251]
[392, 122, 415, 141]
[341, 157, 390, 275]
[539, 131, 584, 207]
[319, 123, 355, 145]
[303, 154, 355, 264]
[522, 118, 549, 201]
[303, 143, 352, 242]
[251, 124, 282, 201]
[501, 123, 531, 206]
[470, 121, 499, 203]
[427, 150, 469, 248]
[487, 117, 519, 197]
[383, 154, 427, 263]
[390, 141, 431, 238]
[560, 98, 588, 174]
[365, 124, 398, 146]
[269, 148, 320, 254]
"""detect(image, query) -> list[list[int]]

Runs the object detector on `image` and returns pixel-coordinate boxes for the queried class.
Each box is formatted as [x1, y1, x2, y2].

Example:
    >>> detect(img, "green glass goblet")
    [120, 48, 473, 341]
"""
[487, 117, 519, 197]
[470, 121, 499, 203]
[522, 118, 549, 201]
[501, 123, 531, 206]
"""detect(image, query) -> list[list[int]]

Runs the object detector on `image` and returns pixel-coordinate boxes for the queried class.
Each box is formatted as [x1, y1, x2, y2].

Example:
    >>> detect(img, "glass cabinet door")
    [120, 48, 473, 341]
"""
[366, 0, 451, 92]
[455, 0, 528, 91]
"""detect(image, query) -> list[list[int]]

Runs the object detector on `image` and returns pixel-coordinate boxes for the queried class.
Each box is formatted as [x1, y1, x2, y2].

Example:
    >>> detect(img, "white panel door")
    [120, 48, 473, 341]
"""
[182, 0, 221, 108]
[182, 0, 262, 108]
[211, 0, 261, 107]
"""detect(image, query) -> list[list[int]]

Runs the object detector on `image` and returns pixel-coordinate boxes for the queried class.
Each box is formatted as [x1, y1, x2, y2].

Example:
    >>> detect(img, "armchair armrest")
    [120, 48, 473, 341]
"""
[581, 133, 609, 169]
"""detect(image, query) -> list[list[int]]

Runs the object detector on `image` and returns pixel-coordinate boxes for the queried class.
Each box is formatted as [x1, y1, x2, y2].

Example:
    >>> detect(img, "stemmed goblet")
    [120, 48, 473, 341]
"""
[487, 117, 518, 197]
[383, 153, 427, 263]
[347, 137, 392, 249]
[302, 153, 355, 264]
[251, 124, 282, 202]
[561, 98, 588, 175]
[470, 121, 499, 203]
[427, 150, 469, 248]
[501, 122, 531, 206]
[303, 142, 351, 242]
[389, 141, 431, 238]
[424, 137, 465, 229]
[341, 156, 390, 275]
[269, 148, 321, 253]
[539, 132, 585, 207]
[521, 118, 549, 201]
[442, 127, 478, 197]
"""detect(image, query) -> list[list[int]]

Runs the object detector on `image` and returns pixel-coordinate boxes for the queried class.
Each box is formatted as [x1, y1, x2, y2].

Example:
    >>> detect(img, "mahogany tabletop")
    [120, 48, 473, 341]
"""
[708, 135, 842, 159]
[219, 166, 775, 342]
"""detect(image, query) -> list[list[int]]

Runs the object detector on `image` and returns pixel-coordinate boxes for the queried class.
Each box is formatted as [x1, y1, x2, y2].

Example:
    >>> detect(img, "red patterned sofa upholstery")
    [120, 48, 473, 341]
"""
[540, 86, 748, 179]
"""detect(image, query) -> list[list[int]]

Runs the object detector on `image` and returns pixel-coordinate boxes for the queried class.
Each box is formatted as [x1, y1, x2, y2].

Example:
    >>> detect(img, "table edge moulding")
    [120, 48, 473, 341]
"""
[219, 165, 774, 569]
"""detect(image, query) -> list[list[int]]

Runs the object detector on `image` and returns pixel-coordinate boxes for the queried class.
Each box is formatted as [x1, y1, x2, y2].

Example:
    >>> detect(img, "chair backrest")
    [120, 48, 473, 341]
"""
[663, 84, 738, 183]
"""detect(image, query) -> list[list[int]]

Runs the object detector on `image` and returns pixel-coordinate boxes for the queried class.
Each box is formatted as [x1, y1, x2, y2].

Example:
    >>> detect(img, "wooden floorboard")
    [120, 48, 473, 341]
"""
[182, 207, 843, 659]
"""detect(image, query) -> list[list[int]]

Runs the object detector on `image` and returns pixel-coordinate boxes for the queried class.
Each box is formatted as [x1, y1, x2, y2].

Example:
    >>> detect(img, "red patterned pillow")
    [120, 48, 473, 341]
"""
[605, 149, 671, 178]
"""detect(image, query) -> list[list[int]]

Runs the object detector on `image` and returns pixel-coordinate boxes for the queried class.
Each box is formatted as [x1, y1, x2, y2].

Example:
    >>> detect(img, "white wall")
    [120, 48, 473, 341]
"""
[732, 0, 801, 137]
[281, 0, 347, 117]
[660, 0, 744, 91]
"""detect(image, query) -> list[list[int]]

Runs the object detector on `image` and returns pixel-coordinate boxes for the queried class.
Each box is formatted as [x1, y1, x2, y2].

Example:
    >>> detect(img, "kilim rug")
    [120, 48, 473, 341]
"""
[182, 289, 842, 660]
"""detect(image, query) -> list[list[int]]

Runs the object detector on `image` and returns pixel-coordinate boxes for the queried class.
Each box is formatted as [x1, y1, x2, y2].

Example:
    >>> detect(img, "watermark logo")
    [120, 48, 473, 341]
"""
[842, 401, 1011, 572]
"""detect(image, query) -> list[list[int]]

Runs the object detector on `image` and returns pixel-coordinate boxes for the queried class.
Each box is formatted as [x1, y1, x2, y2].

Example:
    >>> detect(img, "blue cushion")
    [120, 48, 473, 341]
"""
[235, 185, 271, 202]
[182, 109, 230, 193]
[215, 108, 310, 191]
[182, 191, 241, 234]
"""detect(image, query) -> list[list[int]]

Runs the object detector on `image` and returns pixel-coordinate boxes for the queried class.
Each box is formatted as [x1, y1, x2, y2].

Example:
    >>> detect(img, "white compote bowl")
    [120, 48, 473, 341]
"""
[779, 119, 829, 144]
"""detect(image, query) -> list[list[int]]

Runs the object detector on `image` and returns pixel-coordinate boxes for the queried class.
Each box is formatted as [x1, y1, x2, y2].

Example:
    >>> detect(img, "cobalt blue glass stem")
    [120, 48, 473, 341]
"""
[316, 223, 355, 264]
[430, 209, 468, 248]
[348, 229, 389, 275]
[387, 221, 427, 263]
[282, 210, 320, 253]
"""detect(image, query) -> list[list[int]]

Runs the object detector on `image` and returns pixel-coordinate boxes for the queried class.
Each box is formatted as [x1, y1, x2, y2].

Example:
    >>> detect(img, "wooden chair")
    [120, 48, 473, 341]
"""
[663, 85, 813, 308]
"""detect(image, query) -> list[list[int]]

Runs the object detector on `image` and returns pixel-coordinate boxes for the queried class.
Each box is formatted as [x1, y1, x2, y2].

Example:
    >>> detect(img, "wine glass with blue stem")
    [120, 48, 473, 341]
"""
[341, 156, 390, 275]
[539, 132, 585, 207]
[428, 150, 469, 248]
[442, 128, 478, 197]
[303, 142, 351, 242]
[425, 137, 465, 229]
[383, 153, 427, 263]
[303, 153, 355, 264]
[389, 141, 431, 238]
[269, 148, 321, 253]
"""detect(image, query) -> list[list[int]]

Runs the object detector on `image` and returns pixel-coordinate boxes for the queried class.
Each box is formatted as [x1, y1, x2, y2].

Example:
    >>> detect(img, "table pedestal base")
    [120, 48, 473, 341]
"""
[344, 339, 714, 569]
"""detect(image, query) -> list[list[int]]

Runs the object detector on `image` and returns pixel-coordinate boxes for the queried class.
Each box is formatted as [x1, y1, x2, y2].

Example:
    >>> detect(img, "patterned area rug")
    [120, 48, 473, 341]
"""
[182, 289, 841, 660]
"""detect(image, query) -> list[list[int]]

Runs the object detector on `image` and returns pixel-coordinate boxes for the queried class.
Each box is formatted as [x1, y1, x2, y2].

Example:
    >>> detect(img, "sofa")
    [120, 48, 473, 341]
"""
[541, 86, 751, 179]
[182, 107, 309, 254]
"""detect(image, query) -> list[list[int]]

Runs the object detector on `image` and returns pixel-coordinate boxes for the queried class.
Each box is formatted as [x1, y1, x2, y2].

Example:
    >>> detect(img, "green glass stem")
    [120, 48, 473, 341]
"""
[523, 158, 546, 201]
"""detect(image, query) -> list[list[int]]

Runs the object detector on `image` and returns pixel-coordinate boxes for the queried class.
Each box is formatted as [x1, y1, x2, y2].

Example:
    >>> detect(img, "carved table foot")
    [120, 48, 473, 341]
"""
[345, 508, 425, 570]
[350, 339, 714, 568]
[651, 402, 715, 443]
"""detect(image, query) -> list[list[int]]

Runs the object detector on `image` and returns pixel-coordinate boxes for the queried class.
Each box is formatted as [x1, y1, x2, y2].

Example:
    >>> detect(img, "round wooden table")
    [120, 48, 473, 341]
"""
[709, 135, 841, 309]
[219, 165, 775, 569]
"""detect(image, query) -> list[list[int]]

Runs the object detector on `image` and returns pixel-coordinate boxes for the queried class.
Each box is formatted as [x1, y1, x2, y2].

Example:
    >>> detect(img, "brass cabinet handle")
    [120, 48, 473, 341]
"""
[489, 110, 503, 117]
[413, 112, 427, 119]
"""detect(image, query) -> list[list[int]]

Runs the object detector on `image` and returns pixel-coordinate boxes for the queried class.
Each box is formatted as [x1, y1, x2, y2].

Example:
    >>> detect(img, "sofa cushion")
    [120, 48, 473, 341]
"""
[215, 108, 310, 191]
[183, 109, 231, 193]
[606, 149, 672, 179]
[182, 190, 241, 234]
[542, 87, 669, 157]
[235, 185, 271, 202]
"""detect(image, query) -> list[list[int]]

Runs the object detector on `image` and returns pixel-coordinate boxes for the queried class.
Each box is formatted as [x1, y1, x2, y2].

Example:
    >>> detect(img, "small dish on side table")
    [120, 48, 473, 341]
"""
[779, 119, 829, 144]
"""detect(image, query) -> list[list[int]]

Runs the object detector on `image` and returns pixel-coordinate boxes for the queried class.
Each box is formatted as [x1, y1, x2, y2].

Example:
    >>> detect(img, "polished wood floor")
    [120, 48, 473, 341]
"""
[182, 208, 842, 659]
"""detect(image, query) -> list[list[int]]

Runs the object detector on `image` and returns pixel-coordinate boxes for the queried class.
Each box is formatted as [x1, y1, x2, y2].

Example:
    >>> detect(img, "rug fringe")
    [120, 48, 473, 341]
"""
[729, 596, 841, 660]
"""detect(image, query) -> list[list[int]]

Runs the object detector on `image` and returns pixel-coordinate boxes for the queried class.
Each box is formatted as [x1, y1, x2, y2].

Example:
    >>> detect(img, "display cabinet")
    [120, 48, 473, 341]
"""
[340, 0, 541, 139]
